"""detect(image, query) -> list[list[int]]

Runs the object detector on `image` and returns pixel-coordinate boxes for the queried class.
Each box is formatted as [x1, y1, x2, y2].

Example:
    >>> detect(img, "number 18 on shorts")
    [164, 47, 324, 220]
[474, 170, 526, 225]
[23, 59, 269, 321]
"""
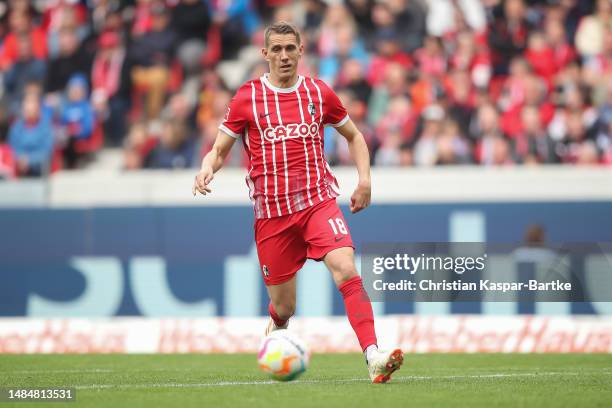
[255, 199, 354, 285]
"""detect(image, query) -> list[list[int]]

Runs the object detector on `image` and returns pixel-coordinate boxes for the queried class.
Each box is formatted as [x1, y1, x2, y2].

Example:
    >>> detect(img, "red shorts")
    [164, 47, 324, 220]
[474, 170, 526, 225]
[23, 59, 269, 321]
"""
[254, 198, 354, 285]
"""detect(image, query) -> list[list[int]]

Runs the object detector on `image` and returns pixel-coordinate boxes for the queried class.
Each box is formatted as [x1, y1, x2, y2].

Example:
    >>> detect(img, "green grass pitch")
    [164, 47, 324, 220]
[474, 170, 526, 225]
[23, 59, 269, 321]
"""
[1, 354, 611, 407]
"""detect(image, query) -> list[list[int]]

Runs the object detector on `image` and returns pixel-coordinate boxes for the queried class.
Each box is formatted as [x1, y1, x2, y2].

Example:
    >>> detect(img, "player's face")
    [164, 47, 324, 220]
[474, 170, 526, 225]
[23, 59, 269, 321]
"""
[262, 33, 303, 83]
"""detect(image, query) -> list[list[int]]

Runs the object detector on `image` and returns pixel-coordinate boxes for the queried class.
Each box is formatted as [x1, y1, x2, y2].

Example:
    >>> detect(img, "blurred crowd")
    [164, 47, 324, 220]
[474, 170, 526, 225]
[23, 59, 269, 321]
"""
[0, 0, 611, 178]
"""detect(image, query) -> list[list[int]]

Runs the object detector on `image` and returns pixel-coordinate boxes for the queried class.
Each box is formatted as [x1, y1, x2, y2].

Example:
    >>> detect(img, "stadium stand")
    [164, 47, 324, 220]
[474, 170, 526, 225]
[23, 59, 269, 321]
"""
[0, 0, 611, 178]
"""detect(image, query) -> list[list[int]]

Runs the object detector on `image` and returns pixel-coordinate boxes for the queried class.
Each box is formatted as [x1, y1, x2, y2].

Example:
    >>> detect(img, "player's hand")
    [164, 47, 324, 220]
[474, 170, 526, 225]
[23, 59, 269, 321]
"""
[192, 166, 214, 196]
[350, 180, 371, 214]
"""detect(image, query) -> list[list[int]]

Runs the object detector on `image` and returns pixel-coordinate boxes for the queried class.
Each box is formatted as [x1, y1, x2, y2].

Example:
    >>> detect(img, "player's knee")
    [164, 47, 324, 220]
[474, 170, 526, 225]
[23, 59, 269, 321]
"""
[332, 262, 358, 286]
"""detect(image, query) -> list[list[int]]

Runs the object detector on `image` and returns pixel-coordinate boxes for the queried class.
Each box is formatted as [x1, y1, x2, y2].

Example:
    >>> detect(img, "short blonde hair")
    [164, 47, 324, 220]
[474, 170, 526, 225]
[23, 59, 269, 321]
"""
[264, 21, 301, 48]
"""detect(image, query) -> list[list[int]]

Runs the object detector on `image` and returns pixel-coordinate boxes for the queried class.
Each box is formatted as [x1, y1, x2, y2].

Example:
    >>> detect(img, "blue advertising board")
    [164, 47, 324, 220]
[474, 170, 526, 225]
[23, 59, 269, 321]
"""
[1, 202, 611, 317]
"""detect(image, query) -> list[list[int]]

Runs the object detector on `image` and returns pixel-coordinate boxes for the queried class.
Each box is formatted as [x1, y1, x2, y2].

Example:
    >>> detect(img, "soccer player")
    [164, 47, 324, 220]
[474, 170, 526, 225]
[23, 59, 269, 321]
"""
[192, 21, 403, 383]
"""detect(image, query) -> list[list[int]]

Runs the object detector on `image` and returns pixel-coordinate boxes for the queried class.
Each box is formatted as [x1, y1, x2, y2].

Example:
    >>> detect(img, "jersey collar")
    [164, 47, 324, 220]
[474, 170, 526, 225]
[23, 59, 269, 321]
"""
[261, 74, 303, 93]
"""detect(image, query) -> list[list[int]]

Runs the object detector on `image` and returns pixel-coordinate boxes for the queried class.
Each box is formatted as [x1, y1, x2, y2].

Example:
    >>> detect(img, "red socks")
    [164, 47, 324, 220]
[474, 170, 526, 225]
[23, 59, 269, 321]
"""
[339, 276, 378, 351]
[268, 277, 377, 352]
[268, 302, 288, 328]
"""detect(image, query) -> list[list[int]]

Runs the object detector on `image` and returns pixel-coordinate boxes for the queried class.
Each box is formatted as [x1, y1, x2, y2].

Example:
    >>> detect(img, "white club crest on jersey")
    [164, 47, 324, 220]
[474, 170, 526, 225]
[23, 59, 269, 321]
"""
[308, 102, 316, 116]
[263, 122, 320, 143]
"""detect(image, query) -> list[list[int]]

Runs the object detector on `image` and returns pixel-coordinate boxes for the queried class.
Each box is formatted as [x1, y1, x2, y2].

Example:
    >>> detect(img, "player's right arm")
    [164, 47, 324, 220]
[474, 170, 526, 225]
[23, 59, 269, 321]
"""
[192, 84, 249, 197]
[192, 130, 236, 196]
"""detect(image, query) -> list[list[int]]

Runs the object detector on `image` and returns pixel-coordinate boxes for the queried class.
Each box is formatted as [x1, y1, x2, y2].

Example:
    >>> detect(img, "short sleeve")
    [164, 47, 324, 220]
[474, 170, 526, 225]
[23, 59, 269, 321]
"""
[320, 81, 349, 127]
[219, 86, 249, 138]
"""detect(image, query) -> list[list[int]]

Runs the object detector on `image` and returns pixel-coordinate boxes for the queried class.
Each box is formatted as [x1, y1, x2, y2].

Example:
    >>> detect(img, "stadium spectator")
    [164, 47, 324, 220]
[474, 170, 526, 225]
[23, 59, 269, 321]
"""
[130, 0, 156, 37]
[345, 0, 375, 40]
[0, 10, 47, 70]
[487, 0, 533, 76]
[375, 95, 416, 147]
[0, 143, 16, 180]
[524, 31, 557, 85]
[209, 0, 260, 60]
[3, 0, 36, 16]
[365, 29, 412, 87]
[0, 103, 15, 179]
[42, 0, 88, 34]
[45, 27, 92, 95]
[8, 95, 54, 177]
[337, 58, 372, 104]
[497, 57, 531, 115]
[368, 62, 409, 125]
[302, 0, 328, 39]
[196, 69, 229, 129]
[2, 34, 47, 115]
[582, 28, 612, 91]
[414, 35, 447, 79]
[146, 119, 196, 169]
[554, 110, 593, 164]
[471, 103, 516, 165]
[123, 120, 159, 170]
[595, 81, 612, 139]
[445, 68, 477, 136]
[91, 30, 130, 146]
[383, 0, 427, 53]
[575, 140, 601, 164]
[548, 85, 598, 144]
[516, 105, 559, 164]
[575, 0, 612, 58]
[59, 73, 95, 168]
[161, 92, 199, 158]
[543, 18, 576, 76]
[373, 129, 403, 166]
[367, 1, 396, 50]
[500, 73, 554, 139]
[0, 103, 9, 142]
[426, 0, 486, 39]
[171, 0, 211, 76]
[449, 30, 492, 89]
[472, 104, 502, 145]
[89, 0, 124, 35]
[398, 140, 413, 166]
[129, 2, 178, 120]
[551, 0, 592, 45]
[596, 118, 612, 164]
[409, 36, 448, 116]
[436, 117, 473, 165]
[43, 0, 89, 59]
[412, 104, 446, 166]
[318, 4, 368, 85]
[479, 134, 516, 165]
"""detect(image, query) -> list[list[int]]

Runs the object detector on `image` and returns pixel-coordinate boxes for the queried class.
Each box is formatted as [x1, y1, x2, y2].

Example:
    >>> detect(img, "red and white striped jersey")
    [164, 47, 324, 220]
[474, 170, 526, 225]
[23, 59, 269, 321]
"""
[219, 74, 349, 219]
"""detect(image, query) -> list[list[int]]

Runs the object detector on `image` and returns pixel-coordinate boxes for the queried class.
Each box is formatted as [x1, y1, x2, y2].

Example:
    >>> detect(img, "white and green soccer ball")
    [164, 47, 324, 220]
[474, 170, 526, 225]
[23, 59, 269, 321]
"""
[257, 329, 310, 381]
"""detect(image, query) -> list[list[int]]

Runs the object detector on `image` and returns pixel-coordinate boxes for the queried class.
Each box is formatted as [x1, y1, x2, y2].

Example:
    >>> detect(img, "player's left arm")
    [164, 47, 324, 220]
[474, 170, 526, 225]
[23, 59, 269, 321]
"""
[334, 119, 371, 214]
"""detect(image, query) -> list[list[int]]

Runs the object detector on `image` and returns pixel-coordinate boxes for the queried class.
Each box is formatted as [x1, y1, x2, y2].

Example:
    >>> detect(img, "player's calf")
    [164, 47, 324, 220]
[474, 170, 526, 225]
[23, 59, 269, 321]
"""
[325, 248, 359, 287]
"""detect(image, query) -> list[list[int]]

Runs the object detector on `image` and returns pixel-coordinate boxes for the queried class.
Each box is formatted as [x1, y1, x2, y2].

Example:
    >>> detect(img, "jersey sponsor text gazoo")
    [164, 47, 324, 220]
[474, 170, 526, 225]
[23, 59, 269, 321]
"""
[262, 122, 320, 142]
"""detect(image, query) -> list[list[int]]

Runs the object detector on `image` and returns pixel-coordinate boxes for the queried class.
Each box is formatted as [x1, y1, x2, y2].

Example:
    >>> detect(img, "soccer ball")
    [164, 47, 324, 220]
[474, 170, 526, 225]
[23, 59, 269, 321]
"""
[257, 329, 310, 381]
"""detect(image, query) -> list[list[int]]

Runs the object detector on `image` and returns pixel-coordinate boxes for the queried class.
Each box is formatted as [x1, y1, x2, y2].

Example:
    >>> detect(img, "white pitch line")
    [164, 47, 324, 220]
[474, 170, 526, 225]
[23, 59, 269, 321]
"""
[4, 368, 199, 375]
[7, 367, 611, 376]
[73, 371, 612, 390]
[5, 368, 114, 375]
